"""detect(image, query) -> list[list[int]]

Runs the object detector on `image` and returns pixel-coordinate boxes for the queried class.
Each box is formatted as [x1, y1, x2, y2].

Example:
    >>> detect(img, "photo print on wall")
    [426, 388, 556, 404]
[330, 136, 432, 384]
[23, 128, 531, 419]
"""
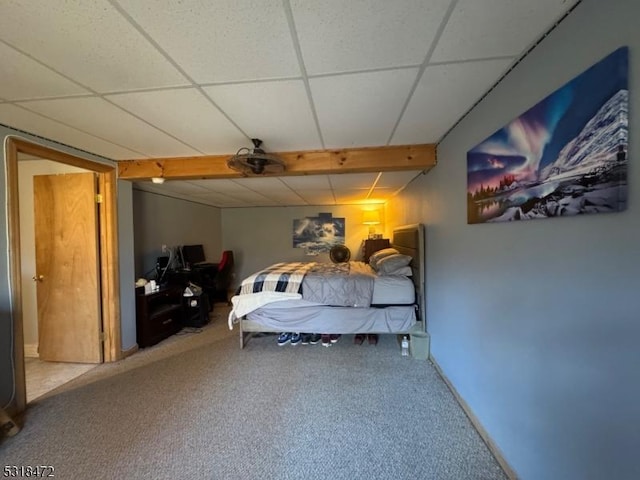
[467, 46, 628, 224]
[293, 212, 345, 256]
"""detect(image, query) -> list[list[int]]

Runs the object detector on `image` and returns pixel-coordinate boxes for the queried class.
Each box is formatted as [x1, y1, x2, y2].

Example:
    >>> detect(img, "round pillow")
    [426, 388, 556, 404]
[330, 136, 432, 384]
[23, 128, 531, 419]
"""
[329, 244, 351, 263]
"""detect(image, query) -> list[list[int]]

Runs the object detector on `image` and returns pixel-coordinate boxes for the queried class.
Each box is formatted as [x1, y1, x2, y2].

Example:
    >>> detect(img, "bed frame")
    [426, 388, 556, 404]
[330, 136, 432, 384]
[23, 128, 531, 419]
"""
[238, 223, 425, 348]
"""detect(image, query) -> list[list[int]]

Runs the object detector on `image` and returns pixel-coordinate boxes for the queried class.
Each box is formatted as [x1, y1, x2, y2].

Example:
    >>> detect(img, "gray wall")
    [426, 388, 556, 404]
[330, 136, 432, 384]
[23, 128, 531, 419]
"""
[222, 205, 380, 290]
[117, 181, 136, 351]
[132, 189, 222, 279]
[387, 0, 640, 478]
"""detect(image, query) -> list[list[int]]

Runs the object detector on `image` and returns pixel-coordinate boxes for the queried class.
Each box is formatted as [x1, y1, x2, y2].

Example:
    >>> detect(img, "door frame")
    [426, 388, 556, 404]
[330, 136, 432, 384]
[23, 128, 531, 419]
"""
[5, 137, 122, 414]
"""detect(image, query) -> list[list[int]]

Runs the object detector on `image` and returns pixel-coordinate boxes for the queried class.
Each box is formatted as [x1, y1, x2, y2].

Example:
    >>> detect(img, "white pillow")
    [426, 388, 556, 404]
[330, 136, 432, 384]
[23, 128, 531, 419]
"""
[369, 248, 399, 269]
[378, 265, 412, 277]
[375, 253, 412, 274]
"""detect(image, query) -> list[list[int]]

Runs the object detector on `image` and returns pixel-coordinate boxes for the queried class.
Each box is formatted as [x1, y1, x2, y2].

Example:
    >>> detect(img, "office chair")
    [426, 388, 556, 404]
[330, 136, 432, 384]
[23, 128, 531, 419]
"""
[211, 250, 234, 305]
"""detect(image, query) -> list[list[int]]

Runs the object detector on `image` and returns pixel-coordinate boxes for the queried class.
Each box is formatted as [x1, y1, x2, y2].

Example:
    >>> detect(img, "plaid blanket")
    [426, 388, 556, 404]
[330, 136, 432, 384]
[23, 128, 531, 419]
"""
[239, 262, 316, 295]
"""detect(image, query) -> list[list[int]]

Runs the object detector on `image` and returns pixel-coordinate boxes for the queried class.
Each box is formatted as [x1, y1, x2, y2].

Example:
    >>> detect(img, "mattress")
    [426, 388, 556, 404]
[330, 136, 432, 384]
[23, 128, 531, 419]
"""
[371, 274, 415, 305]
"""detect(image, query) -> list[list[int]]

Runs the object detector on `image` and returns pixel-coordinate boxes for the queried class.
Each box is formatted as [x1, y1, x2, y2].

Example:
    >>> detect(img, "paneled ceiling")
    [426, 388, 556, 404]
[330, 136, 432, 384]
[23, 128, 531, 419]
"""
[0, 0, 579, 207]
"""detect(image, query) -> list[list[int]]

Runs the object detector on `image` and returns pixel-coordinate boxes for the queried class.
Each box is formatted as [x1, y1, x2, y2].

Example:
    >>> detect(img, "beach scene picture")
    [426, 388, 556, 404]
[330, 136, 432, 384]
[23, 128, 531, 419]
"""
[467, 47, 628, 224]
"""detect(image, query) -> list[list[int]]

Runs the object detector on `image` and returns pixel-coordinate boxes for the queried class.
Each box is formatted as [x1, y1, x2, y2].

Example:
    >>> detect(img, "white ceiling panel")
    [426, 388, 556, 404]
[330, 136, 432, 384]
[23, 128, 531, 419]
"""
[107, 88, 247, 154]
[0, 0, 188, 92]
[18, 97, 200, 158]
[159, 181, 211, 196]
[0, 104, 143, 160]
[0, 42, 89, 100]
[391, 59, 513, 145]
[187, 179, 254, 194]
[334, 189, 375, 204]
[310, 68, 418, 148]
[297, 190, 336, 205]
[431, 0, 573, 62]
[203, 80, 322, 151]
[117, 0, 300, 83]
[291, 0, 451, 75]
[281, 176, 331, 190]
[329, 172, 379, 189]
[230, 177, 292, 193]
[376, 170, 423, 189]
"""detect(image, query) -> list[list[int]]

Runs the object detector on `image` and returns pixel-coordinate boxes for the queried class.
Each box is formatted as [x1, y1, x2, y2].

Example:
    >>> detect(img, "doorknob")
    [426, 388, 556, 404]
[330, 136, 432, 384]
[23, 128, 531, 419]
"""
[32, 274, 44, 282]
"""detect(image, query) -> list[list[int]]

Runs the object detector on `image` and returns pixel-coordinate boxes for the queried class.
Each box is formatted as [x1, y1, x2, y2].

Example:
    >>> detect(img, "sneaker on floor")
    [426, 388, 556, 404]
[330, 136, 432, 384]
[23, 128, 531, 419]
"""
[277, 332, 292, 346]
[301, 333, 311, 345]
[291, 332, 302, 346]
[321, 334, 331, 347]
[329, 334, 341, 344]
[309, 333, 321, 345]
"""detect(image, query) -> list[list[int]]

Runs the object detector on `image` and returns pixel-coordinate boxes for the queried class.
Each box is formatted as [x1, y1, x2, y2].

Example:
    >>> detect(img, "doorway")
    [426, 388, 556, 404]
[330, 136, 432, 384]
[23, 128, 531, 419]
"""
[5, 137, 122, 414]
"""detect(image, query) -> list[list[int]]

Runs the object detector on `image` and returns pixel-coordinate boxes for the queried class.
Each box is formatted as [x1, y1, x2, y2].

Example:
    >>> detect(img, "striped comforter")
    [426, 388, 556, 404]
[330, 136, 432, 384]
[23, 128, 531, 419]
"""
[239, 262, 316, 295]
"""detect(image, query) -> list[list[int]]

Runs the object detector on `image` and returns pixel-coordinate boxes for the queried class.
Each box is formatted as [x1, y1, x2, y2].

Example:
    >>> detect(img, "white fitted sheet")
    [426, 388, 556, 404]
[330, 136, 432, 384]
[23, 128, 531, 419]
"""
[371, 275, 415, 305]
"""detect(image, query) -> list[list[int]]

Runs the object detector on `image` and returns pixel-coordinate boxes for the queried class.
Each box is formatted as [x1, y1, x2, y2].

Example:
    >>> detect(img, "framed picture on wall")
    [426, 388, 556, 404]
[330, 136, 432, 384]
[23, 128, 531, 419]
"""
[293, 213, 345, 255]
[467, 46, 628, 224]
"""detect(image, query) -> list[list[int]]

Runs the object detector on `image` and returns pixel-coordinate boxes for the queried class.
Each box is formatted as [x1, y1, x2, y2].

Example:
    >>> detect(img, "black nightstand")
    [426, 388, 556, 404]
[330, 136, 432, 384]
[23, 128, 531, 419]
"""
[363, 238, 390, 263]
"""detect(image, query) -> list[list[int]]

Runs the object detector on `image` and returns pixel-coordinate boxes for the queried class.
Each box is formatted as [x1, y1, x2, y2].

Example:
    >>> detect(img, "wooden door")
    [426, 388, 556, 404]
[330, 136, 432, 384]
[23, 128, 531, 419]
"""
[34, 173, 103, 363]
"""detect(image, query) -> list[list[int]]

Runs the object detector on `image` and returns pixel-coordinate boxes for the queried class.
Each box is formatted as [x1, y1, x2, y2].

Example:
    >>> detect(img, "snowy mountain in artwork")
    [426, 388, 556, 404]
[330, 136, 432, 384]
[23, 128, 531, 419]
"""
[540, 89, 628, 181]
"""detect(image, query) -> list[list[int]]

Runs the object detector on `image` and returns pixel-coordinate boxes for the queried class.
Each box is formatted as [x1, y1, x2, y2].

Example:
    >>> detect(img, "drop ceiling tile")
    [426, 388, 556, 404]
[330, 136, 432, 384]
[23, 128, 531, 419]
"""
[333, 189, 374, 204]
[432, 0, 576, 62]
[159, 181, 211, 195]
[203, 80, 321, 151]
[0, 104, 143, 159]
[0, 1, 188, 92]
[117, 0, 300, 83]
[0, 42, 89, 100]
[281, 175, 331, 190]
[230, 177, 293, 193]
[310, 69, 418, 148]
[297, 190, 336, 205]
[329, 172, 378, 189]
[18, 97, 200, 157]
[391, 59, 513, 144]
[291, 0, 451, 75]
[263, 192, 308, 205]
[188, 179, 253, 194]
[376, 170, 423, 189]
[107, 88, 246, 154]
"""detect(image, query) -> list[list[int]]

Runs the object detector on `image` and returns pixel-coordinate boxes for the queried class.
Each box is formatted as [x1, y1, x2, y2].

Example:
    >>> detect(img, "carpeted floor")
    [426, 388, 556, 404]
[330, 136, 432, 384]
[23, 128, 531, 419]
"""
[1, 308, 507, 480]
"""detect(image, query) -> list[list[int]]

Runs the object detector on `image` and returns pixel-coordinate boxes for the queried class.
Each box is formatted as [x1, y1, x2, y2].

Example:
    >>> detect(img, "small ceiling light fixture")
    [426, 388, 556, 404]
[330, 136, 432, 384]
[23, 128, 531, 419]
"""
[151, 177, 165, 184]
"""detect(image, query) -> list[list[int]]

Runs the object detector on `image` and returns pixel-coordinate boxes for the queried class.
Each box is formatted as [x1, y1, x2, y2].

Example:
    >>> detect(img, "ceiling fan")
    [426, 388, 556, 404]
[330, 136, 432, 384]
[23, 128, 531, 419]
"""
[227, 138, 286, 175]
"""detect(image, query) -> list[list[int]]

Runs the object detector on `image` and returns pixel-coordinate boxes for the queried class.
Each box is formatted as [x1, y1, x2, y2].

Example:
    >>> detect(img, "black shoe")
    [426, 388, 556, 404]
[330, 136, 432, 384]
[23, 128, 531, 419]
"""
[301, 333, 311, 345]
[309, 333, 321, 345]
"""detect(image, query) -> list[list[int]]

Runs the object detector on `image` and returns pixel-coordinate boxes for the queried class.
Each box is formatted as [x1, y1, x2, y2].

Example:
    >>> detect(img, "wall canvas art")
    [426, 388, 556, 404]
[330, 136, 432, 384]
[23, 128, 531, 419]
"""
[467, 46, 628, 224]
[293, 213, 345, 255]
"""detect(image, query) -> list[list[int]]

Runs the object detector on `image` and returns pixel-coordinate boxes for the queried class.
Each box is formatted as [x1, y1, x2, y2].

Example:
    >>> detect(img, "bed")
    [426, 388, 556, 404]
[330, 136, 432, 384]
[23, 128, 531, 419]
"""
[229, 223, 425, 348]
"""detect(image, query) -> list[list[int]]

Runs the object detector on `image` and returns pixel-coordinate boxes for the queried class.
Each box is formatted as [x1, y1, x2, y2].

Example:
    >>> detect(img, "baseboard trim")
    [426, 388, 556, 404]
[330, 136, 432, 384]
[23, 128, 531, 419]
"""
[430, 356, 518, 480]
[121, 344, 139, 359]
[23, 344, 38, 358]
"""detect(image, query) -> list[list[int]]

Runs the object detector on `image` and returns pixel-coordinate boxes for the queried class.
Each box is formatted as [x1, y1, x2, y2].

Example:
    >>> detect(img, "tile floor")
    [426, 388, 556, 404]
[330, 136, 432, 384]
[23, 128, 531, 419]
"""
[25, 357, 97, 403]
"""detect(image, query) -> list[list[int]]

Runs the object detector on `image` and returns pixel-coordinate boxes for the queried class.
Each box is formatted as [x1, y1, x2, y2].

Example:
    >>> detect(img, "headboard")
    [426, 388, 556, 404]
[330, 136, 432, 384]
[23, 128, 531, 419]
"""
[391, 224, 425, 328]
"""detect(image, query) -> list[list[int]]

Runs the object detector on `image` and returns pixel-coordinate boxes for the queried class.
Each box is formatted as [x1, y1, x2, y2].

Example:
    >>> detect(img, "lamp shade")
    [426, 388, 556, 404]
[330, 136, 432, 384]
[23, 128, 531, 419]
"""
[362, 210, 381, 225]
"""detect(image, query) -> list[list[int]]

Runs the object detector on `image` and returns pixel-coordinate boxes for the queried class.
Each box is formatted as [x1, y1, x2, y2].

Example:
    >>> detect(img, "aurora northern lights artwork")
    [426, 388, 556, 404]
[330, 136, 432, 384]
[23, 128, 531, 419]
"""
[467, 47, 628, 224]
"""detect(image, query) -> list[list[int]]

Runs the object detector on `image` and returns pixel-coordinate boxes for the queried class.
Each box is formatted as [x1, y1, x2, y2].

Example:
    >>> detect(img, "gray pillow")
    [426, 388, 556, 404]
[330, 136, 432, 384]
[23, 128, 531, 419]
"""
[375, 253, 412, 274]
[369, 247, 399, 269]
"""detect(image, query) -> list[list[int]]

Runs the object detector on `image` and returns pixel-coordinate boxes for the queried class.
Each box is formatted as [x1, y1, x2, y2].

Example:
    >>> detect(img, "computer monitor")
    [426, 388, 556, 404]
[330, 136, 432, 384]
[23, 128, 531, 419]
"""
[182, 244, 206, 266]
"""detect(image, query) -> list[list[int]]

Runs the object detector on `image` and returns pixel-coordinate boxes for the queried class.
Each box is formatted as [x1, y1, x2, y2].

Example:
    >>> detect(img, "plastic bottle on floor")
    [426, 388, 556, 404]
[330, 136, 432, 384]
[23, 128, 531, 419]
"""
[401, 336, 409, 356]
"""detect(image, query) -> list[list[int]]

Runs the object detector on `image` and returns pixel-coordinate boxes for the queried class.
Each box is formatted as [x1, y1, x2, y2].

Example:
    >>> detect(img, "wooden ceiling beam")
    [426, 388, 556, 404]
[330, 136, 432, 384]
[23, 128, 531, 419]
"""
[117, 144, 437, 180]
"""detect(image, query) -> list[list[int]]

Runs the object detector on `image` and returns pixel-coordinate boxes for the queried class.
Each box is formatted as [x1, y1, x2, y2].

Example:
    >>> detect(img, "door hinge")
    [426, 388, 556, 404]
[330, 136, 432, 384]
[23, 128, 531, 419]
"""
[95, 194, 103, 203]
